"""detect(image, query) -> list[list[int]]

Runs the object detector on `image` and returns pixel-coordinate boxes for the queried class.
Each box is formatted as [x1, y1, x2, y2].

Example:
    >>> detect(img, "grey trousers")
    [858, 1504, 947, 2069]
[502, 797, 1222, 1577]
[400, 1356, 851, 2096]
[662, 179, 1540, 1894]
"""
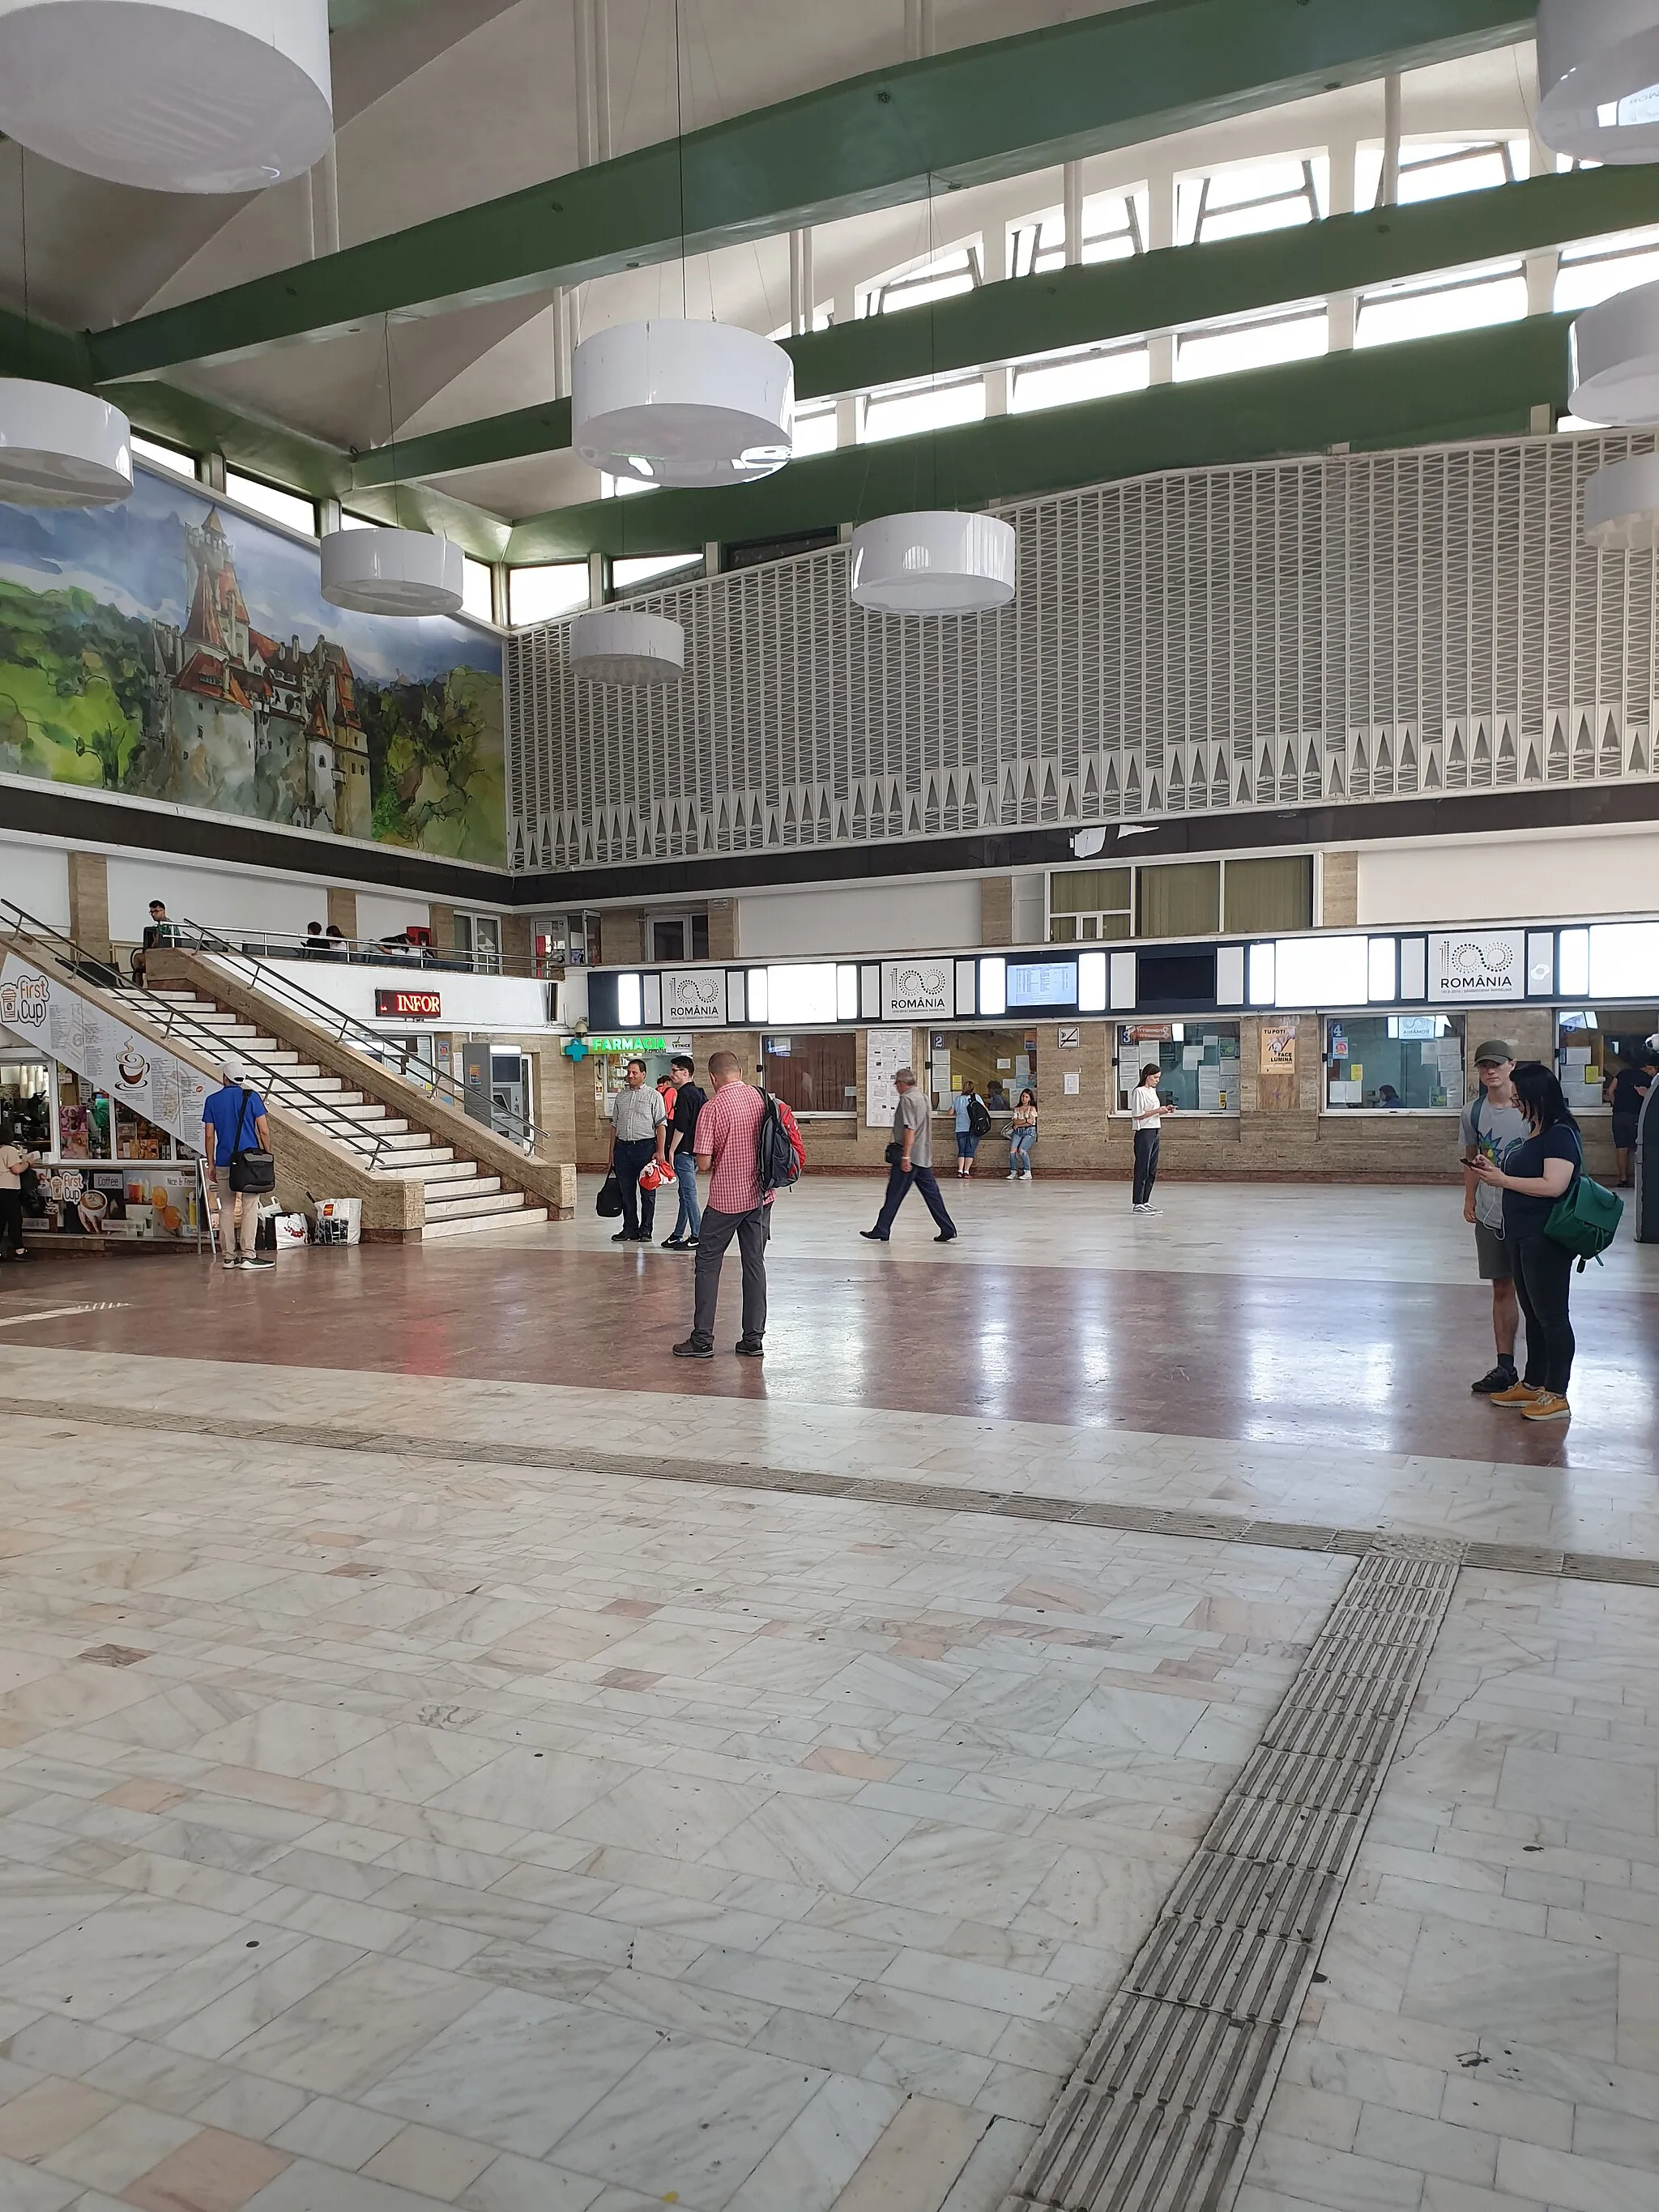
[692, 1204, 769, 1341]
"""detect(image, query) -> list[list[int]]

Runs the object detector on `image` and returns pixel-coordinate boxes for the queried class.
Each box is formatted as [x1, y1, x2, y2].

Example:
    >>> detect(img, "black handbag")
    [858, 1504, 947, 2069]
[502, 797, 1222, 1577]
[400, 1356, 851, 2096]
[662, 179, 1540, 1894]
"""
[595, 1168, 624, 1218]
[884, 1141, 902, 1166]
[227, 1089, 276, 1196]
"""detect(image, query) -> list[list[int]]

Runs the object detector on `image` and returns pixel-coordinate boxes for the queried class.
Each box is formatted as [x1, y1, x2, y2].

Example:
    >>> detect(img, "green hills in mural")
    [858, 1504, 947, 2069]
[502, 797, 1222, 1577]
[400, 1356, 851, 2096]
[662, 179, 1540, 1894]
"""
[0, 576, 152, 791]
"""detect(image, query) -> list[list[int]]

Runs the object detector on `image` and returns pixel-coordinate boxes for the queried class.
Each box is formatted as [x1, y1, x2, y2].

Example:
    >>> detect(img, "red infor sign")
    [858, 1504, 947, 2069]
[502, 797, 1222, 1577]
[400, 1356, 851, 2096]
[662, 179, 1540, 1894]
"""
[375, 988, 442, 1020]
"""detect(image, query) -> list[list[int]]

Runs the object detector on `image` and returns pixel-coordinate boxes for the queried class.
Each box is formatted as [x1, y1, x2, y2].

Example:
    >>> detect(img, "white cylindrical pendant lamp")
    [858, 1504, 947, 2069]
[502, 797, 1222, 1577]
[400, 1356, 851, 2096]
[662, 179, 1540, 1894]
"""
[848, 511, 1017, 616]
[572, 320, 794, 488]
[569, 608, 685, 684]
[1584, 450, 1659, 546]
[320, 527, 464, 616]
[0, 0, 333, 192]
[1537, 0, 1659, 162]
[0, 380, 132, 506]
[1570, 275, 1659, 421]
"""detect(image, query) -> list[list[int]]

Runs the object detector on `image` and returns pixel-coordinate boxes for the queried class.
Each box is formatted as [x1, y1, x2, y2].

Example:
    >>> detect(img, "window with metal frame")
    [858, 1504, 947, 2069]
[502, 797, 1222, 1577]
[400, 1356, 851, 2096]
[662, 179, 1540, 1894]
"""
[1555, 223, 1659, 313]
[860, 373, 986, 444]
[130, 433, 196, 481]
[611, 552, 703, 595]
[1050, 866, 1133, 942]
[1355, 135, 1529, 211]
[859, 243, 983, 318]
[1355, 259, 1527, 348]
[1175, 305, 1328, 382]
[1176, 155, 1326, 247]
[1011, 339, 1149, 414]
[507, 563, 589, 627]
[1008, 188, 1147, 278]
[224, 470, 317, 537]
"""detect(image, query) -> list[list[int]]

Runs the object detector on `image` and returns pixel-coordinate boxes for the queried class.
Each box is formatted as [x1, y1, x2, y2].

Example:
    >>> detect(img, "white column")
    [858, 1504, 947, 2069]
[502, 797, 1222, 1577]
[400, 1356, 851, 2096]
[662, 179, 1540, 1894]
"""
[789, 228, 815, 335]
[903, 0, 935, 61]
[1064, 160, 1084, 266]
[1525, 249, 1560, 317]
[1326, 134, 1356, 351]
[982, 215, 1009, 416]
[551, 288, 573, 401]
[1146, 167, 1173, 384]
[835, 287, 858, 445]
[1381, 73, 1402, 207]
[588, 550, 606, 607]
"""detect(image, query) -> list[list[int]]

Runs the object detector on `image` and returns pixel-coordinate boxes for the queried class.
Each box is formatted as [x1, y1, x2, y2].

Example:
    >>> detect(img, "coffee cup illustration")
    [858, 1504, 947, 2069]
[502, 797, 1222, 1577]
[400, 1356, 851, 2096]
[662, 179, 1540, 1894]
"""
[78, 1189, 109, 1234]
[117, 1043, 149, 1087]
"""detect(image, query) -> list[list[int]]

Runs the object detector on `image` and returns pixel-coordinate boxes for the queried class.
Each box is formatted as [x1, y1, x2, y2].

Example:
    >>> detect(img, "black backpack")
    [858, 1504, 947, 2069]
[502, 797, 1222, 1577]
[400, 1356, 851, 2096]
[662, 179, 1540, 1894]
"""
[967, 1094, 992, 1139]
[757, 1090, 804, 1195]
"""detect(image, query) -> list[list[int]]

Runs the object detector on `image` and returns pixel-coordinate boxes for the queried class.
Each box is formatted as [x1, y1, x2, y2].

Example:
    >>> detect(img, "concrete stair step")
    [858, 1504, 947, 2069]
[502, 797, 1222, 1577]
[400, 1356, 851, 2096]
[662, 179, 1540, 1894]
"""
[422, 1187, 522, 1221]
[360, 1145, 454, 1170]
[420, 1204, 548, 1241]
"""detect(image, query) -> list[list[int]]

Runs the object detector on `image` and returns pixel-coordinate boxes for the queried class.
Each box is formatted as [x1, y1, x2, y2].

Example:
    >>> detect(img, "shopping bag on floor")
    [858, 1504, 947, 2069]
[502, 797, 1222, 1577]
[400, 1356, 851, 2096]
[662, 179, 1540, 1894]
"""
[313, 1198, 361, 1246]
[595, 1169, 624, 1218]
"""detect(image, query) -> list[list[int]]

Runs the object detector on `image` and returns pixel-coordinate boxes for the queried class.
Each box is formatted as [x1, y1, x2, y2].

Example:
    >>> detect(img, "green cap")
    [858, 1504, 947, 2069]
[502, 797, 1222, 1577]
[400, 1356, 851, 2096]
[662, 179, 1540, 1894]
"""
[1472, 1040, 1515, 1066]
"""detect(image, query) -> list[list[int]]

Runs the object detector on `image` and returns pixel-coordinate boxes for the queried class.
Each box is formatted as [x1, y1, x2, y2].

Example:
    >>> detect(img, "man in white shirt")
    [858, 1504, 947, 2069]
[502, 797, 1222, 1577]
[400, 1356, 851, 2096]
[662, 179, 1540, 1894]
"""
[607, 1057, 667, 1245]
[1130, 1061, 1176, 1213]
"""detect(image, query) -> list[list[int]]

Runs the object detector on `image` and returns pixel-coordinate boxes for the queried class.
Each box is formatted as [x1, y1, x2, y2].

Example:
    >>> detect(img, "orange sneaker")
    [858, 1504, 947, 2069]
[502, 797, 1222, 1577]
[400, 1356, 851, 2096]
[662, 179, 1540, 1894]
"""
[1489, 1380, 1546, 1407]
[1520, 1392, 1571, 1421]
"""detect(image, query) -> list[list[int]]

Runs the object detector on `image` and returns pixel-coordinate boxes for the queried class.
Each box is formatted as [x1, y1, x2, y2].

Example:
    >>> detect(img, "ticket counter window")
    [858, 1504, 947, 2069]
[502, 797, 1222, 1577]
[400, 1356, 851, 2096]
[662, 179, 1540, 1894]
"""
[1324, 1015, 1463, 1110]
[1115, 1024, 1239, 1111]
[1558, 1009, 1659, 1118]
[933, 1032, 1036, 1111]
[0, 1057, 52, 1149]
[762, 1034, 855, 1115]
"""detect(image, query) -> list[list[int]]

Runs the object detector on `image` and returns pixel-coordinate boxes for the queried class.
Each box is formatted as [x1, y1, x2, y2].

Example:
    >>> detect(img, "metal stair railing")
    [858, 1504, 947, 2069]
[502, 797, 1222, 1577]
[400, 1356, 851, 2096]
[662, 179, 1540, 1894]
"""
[2, 902, 431, 1178]
[175, 916, 555, 1162]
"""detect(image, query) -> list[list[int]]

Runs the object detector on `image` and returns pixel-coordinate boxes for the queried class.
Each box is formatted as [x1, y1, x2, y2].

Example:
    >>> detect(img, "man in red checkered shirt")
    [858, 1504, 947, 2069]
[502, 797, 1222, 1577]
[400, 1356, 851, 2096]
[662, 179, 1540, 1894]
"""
[673, 1049, 770, 1361]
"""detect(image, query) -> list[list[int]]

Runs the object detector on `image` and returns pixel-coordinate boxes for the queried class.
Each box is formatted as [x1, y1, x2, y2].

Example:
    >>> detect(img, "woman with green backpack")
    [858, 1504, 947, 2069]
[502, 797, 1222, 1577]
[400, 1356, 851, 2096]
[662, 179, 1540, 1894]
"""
[1470, 1059, 1623, 1425]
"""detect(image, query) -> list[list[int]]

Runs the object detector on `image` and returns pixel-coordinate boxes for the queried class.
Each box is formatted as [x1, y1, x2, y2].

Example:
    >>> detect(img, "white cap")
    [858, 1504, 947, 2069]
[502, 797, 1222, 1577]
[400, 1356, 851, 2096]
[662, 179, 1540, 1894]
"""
[220, 1062, 243, 1085]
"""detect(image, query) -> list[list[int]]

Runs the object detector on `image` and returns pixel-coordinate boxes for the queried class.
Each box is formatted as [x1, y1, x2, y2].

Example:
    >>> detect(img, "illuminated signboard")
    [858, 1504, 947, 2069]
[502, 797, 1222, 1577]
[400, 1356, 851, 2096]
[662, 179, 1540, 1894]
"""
[586, 1035, 667, 1053]
[375, 988, 442, 1020]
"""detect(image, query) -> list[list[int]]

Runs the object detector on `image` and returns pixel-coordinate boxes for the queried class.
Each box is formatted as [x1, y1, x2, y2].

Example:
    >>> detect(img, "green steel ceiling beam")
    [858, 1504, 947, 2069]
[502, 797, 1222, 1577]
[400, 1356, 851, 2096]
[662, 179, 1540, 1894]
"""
[356, 162, 1654, 492]
[0, 304, 506, 557]
[502, 313, 1574, 563]
[87, 0, 1529, 381]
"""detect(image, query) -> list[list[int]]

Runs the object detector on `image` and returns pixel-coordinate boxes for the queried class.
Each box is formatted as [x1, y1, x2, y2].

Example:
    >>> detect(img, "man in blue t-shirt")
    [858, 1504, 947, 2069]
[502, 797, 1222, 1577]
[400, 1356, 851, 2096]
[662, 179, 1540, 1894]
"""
[202, 1063, 275, 1271]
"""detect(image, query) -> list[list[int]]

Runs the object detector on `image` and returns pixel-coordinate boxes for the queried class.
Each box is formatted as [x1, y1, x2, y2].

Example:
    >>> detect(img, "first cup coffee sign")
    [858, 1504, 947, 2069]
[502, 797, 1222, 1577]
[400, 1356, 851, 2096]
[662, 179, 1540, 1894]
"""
[375, 987, 442, 1020]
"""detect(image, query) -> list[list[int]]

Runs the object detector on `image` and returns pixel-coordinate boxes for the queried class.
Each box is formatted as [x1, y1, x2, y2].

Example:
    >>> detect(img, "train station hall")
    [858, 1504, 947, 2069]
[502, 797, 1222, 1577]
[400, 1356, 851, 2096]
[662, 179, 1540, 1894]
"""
[2, 3, 1659, 2209]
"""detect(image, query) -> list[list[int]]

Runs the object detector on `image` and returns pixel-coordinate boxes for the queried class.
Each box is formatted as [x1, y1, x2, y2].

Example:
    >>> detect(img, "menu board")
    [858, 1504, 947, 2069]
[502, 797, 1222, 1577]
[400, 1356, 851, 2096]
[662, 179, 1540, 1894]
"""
[0, 953, 210, 1153]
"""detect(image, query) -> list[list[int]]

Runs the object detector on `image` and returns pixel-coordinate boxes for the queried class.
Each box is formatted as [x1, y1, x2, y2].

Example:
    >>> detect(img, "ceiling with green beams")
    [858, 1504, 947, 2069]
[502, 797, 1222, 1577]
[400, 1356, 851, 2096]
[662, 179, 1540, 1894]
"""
[2, 0, 1587, 567]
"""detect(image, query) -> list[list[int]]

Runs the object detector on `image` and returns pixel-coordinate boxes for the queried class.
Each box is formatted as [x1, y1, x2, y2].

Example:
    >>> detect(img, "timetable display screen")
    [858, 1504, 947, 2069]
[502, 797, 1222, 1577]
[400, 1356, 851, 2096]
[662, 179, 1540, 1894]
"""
[1005, 961, 1077, 1008]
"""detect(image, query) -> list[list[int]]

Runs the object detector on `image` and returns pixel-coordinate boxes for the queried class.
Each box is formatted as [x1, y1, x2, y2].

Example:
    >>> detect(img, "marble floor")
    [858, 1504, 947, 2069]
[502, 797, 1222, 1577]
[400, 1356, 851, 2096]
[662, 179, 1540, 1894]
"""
[0, 1182, 1655, 2211]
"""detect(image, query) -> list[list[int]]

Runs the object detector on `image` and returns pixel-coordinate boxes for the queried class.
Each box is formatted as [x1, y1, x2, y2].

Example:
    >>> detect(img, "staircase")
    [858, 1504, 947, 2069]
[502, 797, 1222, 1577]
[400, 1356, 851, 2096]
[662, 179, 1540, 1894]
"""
[148, 982, 548, 1241]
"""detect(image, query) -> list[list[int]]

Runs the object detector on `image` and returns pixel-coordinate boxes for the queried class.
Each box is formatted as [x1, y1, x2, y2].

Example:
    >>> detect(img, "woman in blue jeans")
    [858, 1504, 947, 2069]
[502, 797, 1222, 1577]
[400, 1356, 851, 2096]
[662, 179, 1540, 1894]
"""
[1007, 1089, 1038, 1179]
[1470, 1060, 1583, 1425]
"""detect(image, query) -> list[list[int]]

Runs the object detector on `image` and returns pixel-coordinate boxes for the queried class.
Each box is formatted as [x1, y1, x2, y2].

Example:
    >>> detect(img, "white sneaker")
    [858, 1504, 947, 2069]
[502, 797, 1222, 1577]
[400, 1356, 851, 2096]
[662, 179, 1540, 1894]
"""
[1005, 1170, 1017, 1179]
[1141, 1204, 1162, 1215]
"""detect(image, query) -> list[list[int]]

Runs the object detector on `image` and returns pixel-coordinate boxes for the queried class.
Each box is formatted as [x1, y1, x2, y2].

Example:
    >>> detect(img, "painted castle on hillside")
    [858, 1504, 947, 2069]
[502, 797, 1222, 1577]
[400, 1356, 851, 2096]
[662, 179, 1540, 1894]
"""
[149, 508, 371, 838]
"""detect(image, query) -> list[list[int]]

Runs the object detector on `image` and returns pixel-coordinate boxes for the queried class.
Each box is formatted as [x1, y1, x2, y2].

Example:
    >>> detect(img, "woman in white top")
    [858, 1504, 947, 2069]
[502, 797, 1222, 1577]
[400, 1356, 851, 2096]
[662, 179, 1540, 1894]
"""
[1130, 1062, 1176, 1213]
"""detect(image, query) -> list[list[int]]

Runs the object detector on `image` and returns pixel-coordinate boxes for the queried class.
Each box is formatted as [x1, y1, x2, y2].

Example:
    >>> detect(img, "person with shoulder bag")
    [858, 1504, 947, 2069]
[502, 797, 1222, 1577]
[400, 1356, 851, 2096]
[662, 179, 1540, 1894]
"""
[201, 1062, 276, 1272]
[0, 1136, 41, 1261]
[1459, 1042, 1529, 1396]
[1470, 1059, 1622, 1424]
[1007, 1089, 1038, 1180]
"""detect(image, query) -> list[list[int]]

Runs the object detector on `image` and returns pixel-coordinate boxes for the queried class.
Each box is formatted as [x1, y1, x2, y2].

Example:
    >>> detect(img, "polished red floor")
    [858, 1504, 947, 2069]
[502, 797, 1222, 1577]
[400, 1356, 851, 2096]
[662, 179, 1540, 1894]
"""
[3, 1231, 1653, 1473]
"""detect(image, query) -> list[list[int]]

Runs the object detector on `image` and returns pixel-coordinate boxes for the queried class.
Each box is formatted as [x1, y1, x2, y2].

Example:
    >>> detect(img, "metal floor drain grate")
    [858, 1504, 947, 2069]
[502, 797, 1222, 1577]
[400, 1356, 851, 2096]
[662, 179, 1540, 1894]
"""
[1002, 1540, 1461, 2212]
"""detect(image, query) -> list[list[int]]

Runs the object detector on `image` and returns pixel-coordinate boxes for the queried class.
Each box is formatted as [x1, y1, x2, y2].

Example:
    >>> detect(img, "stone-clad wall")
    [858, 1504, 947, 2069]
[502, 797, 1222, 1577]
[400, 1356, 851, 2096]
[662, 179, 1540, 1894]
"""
[571, 1006, 1612, 1187]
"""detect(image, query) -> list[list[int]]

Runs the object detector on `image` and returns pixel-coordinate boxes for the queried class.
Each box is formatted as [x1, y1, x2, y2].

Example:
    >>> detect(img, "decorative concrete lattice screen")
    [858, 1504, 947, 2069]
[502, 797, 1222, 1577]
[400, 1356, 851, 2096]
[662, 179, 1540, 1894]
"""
[504, 430, 1659, 873]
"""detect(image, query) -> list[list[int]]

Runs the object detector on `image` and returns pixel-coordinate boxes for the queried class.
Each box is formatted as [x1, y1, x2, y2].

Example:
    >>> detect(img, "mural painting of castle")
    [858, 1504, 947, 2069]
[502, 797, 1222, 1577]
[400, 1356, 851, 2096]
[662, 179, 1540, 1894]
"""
[0, 466, 505, 865]
[156, 506, 372, 838]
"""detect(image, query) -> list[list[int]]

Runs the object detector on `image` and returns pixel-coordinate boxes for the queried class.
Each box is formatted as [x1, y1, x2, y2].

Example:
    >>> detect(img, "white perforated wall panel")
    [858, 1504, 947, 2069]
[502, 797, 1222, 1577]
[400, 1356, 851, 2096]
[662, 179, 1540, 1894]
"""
[505, 433, 1659, 875]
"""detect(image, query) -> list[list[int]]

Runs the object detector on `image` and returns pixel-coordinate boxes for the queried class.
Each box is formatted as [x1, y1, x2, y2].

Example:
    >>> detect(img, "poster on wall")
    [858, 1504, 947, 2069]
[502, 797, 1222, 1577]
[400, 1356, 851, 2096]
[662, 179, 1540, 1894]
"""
[0, 464, 505, 865]
[1260, 1021, 1298, 1075]
[865, 1027, 913, 1126]
[881, 959, 953, 1021]
[0, 953, 210, 1151]
[1428, 930, 1525, 1002]
[662, 968, 727, 1026]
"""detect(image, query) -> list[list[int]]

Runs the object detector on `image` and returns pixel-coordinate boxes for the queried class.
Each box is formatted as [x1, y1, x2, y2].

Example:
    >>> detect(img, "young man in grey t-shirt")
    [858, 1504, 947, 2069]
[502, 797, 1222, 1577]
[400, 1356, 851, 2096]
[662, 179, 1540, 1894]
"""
[860, 1068, 957, 1243]
[1459, 1040, 1530, 1395]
